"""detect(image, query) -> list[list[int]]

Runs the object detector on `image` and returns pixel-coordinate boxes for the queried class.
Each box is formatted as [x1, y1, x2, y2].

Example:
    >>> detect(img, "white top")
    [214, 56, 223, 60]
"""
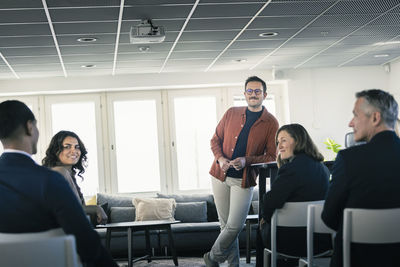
[3, 149, 32, 159]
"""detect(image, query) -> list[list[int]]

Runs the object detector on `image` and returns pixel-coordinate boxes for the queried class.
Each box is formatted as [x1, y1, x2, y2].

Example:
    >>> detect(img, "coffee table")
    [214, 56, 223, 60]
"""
[97, 220, 179, 267]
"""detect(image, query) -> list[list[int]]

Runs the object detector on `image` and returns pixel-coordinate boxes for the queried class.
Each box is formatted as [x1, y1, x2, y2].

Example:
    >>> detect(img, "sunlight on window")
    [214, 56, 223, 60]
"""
[174, 96, 217, 190]
[233, 95, 276, 116]
[113, 100, 161, 193]
[51, 102, 99, 196]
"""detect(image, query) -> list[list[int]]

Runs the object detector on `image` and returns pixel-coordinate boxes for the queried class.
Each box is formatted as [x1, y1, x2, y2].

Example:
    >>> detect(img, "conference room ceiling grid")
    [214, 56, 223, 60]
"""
[0, 0, 400, 80]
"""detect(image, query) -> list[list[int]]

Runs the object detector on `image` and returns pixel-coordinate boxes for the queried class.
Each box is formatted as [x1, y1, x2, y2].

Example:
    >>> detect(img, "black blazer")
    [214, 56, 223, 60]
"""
[0, 152, 117, 267]
[262, 153, 331, 256]
[322, 131, 400, 267]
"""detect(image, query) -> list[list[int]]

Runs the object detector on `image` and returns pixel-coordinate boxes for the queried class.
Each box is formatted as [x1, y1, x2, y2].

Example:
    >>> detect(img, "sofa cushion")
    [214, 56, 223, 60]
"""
[157, 193, 218, 222]
[97, 193, 134, 208]
[174, 201, 207, 223]
[110, 207, 135, 223]
[133, 197, 176, 221]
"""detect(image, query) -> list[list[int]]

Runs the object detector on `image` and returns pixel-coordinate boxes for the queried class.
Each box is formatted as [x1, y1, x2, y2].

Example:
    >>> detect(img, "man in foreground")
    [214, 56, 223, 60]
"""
[322, 89, 400, 267]
[0, 100, 118, 267]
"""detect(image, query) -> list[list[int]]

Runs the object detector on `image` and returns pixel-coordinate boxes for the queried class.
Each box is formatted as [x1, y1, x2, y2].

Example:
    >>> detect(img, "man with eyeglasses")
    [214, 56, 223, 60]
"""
[205, 76, 279, 267]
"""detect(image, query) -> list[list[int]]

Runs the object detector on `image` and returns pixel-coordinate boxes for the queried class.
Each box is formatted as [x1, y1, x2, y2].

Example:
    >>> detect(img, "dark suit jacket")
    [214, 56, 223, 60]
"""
[0, 152, 117, 267]
[262, 153, 331, 256]
[322, 131, 400, 267]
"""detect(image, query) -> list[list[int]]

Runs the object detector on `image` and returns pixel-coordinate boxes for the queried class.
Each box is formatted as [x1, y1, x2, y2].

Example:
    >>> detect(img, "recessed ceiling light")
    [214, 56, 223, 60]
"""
[374, 54, 389, 58]
[373, 40, 400, 46]
[233, 59, 247, 63]
[81, 64, 96, 68]
[77, 37, 98, 43]
[259, 32, 278, 37]
[139, 46, 150, 52]
[320, 31, 329, 36]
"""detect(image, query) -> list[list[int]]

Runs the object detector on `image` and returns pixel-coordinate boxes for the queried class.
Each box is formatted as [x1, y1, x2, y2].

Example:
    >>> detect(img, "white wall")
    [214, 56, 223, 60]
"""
[1, 63, 398, 161]
[285, 65, 390, 160]
[388, 59, 400, 102]
[0, 69, 274, 95]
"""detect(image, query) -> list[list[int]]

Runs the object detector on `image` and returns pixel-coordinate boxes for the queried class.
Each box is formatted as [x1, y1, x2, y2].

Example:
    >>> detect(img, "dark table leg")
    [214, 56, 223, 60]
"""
[256, 166, 278, 267]
[145, 229, 152, 263]
[256, 168, 267, 267]
[246, 219, 251, 263]
[128, 227, 132, 267]
[106, 228, 111, 251]
[167, 225, 178, 266]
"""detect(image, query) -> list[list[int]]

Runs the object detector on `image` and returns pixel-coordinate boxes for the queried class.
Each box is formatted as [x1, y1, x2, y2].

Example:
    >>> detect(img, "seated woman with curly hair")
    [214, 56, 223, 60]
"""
[42, 130, 107, 225]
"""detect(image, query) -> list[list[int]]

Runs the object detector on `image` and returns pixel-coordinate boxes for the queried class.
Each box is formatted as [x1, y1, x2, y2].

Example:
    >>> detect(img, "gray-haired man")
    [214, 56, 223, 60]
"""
[322, 89, 400, 267]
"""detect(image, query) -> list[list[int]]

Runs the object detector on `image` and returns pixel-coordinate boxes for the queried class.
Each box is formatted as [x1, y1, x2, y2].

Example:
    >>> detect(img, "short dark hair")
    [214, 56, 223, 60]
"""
[275, 123, 324, 167]
[0, 100, 35, 139]
[356, 89, 398, 129]
[245, 76, 267, 93]
[42, 130, 88, 179]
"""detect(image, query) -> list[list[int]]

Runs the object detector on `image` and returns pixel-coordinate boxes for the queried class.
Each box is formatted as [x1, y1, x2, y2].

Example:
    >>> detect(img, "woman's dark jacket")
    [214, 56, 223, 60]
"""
[261, 153, 332, 256]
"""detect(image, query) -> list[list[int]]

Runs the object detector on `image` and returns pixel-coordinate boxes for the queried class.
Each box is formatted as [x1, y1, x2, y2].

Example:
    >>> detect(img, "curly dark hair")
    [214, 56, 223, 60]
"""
[42, 130, 88, 179]
[275, 123, 324, 168]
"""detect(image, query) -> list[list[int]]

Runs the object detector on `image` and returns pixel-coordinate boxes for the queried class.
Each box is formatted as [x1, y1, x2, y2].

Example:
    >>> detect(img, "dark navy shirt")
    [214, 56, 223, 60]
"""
[227, 107, 263, 178]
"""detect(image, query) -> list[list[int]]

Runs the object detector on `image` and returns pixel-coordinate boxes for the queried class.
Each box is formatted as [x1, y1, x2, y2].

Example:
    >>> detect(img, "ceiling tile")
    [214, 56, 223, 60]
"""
[0, 9, 47, 24]
[260, 1, 336, 16]
[326, 0, 400, 15]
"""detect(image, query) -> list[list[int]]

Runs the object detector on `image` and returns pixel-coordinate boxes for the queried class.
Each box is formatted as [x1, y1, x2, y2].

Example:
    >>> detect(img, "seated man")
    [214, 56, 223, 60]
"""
[0, 100, 118, 267]
[322, 89, 400, 267]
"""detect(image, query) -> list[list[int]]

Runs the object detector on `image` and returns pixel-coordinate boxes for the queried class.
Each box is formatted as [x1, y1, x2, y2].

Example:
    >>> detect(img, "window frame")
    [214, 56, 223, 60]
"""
[43, 93, 106, 194]
[106, 90, 167, 194]
[167, 88, 223, 193]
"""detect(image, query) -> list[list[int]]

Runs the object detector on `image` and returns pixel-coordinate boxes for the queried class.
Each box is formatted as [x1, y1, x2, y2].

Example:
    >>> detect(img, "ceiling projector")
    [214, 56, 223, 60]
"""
[130, 19, 165, 44]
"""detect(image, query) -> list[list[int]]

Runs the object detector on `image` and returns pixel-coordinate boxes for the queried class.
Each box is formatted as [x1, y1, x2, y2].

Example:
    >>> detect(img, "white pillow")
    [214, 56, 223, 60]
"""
[132, 197, 176, 221]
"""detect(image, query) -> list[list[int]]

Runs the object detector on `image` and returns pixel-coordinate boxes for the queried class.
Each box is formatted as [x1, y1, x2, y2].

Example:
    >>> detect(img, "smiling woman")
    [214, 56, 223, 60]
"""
[42, 130, 108, 225]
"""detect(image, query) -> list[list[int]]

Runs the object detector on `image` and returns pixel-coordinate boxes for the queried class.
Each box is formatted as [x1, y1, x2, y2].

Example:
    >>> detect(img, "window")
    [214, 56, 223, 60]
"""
[229, 82, 288, 125]
[107, 92, 164, 193]
[168, 90, 221, 191]
[44, 95, 103, 196]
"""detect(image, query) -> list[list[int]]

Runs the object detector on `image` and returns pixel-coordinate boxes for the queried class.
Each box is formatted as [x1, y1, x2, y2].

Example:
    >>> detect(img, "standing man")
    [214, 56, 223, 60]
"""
[322, 89, 400, 267]
[204, 76, 279, 267]
[0, 100, 118, 267]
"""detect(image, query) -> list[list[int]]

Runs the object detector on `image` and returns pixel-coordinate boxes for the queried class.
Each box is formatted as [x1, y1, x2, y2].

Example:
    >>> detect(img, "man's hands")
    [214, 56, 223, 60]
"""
[230, 157, 246, 170]
[218, 156, 246, 171]
[218, 157, 231, 172]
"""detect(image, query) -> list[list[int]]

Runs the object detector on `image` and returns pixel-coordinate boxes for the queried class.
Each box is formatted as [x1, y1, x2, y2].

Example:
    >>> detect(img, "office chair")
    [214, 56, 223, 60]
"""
[343, 208, 400, 267]
[344, 132, 366, 148]
[298, 203, 335, 267]
[0, 228, 82, 267]
[264, 200, 325, 267]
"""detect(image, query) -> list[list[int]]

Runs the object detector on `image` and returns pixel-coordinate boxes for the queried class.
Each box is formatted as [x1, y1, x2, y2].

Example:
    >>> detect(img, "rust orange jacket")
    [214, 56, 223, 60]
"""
[209, 106, 279, 188]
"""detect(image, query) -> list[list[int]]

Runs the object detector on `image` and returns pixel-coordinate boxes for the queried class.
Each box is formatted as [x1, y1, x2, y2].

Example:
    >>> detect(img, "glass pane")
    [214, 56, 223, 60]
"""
[233, 95, 276, 116]
[51, 102, 99, 196]
[113, 100, 160, 193]
[174, 96, 217, 190]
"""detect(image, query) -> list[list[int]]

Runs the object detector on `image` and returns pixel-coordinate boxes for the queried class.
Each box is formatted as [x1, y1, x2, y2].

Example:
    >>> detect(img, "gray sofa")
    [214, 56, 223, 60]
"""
[95, 190, 259, 257]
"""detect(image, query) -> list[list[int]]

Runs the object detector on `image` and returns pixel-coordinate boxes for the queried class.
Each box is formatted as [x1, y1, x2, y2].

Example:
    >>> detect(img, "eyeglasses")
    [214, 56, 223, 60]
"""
[245, 89, 263, 95]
